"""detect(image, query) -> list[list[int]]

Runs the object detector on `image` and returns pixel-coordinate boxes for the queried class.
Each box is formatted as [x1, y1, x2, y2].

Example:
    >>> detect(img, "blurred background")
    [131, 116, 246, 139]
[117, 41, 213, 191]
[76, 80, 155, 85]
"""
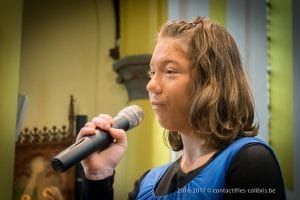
[0, 0, 299, 199]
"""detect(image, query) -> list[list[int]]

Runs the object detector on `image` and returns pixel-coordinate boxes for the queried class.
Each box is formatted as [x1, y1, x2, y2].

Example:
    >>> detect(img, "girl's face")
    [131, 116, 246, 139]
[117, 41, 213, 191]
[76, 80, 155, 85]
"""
[147, 36, 194, 134]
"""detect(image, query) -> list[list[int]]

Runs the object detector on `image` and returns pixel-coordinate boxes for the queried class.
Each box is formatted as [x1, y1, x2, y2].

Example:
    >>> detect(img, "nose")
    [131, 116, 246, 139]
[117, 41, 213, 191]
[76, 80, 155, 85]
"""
[146, 75, 162, 95]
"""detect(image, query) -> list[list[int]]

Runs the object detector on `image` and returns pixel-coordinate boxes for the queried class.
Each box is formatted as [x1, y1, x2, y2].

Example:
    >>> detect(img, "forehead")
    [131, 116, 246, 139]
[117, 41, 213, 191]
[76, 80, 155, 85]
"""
[150, 36, 189, 66]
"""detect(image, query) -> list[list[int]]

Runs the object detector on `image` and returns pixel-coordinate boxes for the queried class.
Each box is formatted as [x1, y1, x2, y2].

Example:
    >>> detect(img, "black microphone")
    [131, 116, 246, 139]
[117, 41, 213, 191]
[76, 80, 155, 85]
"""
[51, 105, 144, 173]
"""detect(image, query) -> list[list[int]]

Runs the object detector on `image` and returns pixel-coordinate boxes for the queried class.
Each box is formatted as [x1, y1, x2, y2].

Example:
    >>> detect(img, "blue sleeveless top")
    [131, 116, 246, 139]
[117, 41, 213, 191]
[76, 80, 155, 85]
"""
[136, 137, 272, 200]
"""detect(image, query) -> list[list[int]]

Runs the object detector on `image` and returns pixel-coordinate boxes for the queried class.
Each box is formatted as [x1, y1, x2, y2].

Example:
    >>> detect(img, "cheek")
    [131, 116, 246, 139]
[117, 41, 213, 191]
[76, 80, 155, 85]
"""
[175, 79, 194, 102]
[174, 80, 194, 114]
[169, 81, 193, 114]
[155, 79, 194, 130]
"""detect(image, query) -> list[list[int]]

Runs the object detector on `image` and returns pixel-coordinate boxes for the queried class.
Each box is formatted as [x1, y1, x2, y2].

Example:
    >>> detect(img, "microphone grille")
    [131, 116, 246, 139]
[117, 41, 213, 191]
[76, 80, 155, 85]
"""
[119, 105, 144, 128]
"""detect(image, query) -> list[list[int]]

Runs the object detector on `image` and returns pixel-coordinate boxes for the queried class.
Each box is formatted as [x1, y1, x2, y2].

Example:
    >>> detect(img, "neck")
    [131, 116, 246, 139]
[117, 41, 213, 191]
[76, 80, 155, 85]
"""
[180, 132, 217, 173]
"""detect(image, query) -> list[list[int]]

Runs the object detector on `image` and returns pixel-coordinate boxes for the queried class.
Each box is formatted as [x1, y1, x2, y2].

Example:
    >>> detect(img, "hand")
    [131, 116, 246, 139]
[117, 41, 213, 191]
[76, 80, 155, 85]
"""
[77, 114, 127, 180]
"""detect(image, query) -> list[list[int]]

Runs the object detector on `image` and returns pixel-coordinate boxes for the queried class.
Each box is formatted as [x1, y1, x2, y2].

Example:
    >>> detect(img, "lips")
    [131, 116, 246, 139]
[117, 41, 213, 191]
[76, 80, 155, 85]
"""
[150, 101, 165, 110]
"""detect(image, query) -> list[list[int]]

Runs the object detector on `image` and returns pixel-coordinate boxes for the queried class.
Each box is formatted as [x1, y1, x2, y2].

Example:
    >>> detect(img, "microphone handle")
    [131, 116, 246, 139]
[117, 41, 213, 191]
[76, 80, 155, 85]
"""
[51, 129, 113, 172]
[51, 113, 131, 172]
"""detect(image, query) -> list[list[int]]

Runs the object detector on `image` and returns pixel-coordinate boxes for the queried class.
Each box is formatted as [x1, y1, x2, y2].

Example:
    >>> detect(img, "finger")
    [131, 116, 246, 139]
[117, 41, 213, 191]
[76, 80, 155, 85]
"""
[84, 122, 96, 129]
[97, 114, 114, 125]
[92, 115, 113, 131]
[109, 128, 127, 148]
[98, 114, 113, 120]
[76, 126, 96, 140]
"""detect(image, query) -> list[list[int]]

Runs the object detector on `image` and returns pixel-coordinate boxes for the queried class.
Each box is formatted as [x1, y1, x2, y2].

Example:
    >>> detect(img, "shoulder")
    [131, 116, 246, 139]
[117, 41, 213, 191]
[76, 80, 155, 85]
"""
[128, 163, 173, 199]
[225, 143, 286, 199]
[128, 169, 150, 199]
[229, 142, 279, 172]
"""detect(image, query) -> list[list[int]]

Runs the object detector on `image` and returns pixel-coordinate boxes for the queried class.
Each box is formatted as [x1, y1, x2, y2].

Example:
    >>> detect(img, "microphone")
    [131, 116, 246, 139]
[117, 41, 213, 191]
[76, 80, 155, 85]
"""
[51, 105, 144, 173]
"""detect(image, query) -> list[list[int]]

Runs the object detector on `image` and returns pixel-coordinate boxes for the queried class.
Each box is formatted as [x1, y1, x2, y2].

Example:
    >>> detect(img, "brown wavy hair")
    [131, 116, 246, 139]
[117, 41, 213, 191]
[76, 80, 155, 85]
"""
[159, 17, 258, 151]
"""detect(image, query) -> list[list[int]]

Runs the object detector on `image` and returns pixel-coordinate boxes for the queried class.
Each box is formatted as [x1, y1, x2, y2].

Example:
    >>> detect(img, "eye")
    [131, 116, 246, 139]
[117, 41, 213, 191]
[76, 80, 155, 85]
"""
[148, 69, 155, 78]
[164, 68, 176, 75]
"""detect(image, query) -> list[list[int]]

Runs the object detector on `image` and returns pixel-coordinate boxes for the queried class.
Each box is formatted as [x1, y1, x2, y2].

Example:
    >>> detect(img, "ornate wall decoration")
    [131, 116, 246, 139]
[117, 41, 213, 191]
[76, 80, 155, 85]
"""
[13, 95, 76, 200]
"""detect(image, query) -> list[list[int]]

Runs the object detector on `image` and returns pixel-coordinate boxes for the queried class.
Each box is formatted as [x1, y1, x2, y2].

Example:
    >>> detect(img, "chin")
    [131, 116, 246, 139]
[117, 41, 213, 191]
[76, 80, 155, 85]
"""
[156, 114, 181, 131]
[158, 121, 177, 132]
[157, 120, 169, 130]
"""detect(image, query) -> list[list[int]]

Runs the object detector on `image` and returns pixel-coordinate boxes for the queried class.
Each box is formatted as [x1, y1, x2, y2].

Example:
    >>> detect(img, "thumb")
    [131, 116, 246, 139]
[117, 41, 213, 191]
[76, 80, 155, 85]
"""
[109, 128, 127, 148]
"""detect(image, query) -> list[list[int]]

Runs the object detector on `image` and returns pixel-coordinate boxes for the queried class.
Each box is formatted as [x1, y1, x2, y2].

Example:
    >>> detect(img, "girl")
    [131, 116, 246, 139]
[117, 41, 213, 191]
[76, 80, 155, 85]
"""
[79, 17, 286, 200]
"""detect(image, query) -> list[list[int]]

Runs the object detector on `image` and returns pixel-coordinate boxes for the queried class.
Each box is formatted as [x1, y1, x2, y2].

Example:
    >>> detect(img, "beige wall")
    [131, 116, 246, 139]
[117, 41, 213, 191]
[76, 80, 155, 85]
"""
[17, 1, 170, 199]
[19, 0, 127, 131]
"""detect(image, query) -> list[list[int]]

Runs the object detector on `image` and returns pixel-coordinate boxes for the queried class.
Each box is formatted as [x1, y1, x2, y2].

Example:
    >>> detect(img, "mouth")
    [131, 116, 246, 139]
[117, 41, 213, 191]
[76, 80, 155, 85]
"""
[150, 101, 165, 110]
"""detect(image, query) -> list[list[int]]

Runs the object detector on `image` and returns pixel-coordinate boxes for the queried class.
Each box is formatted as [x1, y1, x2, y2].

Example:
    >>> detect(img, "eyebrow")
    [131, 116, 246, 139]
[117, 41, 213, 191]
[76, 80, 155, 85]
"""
[149, 59, 181, 68]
